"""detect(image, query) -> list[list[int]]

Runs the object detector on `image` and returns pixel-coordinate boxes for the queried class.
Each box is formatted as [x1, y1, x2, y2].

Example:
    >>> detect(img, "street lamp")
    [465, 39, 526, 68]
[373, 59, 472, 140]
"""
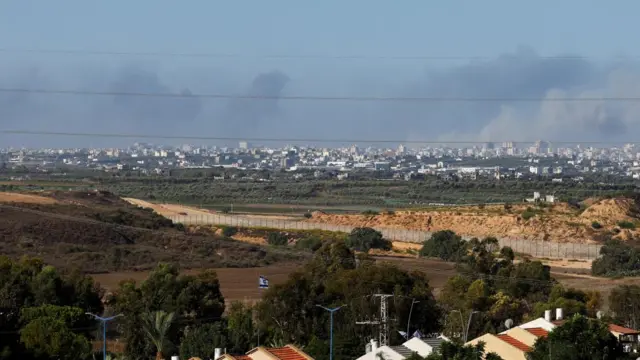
[316, 304, 346, 360]
[451, 310, 478, 343]
[406, 299, 420, 339]
[86, 313, 123, 360]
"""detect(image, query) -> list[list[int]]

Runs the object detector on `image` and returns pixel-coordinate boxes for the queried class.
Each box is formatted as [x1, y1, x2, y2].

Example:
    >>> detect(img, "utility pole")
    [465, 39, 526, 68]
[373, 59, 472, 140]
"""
[406, 299, 420, 339]
[316, 305, 346, 360]
[86, 313, 123, 360]
[356, 294, 395, 346]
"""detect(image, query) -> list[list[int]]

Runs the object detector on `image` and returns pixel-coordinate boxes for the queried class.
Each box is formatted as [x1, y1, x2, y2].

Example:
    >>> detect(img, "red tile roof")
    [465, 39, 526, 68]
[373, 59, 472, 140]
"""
[526, 327, 549, 338]
[497, 334, 532, 352]
[266, 346, 308, 360]
[609, 324, 640, 335]
[235, 356, 251, 360]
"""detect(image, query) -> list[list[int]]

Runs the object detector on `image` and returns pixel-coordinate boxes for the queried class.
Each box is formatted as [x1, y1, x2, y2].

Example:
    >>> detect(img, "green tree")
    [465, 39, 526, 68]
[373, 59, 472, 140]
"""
[267, 232, 289, 246]
[419, 230, 467, 261]
[227, 302, 258, 354]
[608, 285, 640, 330]
[142, 311, 175, 360]
[346, 227, 392, 252]
[180, 322, 228, 359]
[256, 241, 441, 358]
[295, 236, 323, 252]
[107, 263, 225, 360]
[527, 314, 623, 360]
[0, 257, 102, 360]
[592, 239, 640, 277]
[19, 305, 92, 360]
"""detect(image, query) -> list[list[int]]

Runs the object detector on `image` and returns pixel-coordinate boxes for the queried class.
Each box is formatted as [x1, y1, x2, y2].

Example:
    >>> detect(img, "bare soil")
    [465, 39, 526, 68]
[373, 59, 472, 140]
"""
[308, 198, 640, 243]
[0, 191, 59, 204]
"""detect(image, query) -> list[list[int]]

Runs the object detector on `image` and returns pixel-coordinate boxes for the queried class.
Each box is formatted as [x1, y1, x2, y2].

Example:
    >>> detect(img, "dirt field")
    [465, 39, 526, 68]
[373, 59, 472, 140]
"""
[91, 258, 457, 303]
[309, 198, 640, 243]
[92, 256, 624, 306]
[0, 191, 59, 204]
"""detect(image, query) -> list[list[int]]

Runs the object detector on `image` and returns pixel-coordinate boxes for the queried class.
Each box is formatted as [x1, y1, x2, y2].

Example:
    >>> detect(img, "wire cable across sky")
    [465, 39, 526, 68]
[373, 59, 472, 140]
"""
[0, 87, 637, 103]
[0, 47, 629, 61]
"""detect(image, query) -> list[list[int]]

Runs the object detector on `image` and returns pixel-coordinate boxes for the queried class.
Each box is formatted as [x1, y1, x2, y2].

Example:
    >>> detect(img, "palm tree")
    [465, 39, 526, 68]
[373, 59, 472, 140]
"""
[142, 310, 175, 360]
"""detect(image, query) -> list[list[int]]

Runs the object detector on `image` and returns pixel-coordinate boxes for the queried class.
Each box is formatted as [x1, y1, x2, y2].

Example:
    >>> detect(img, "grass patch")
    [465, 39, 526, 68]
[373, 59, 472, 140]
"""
[617, 220, 636, 230]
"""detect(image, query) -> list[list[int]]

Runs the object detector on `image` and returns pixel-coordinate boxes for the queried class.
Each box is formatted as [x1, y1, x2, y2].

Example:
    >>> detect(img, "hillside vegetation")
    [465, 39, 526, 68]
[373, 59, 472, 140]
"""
[308, 197, 640, 243]
[0, 191, 304, 272]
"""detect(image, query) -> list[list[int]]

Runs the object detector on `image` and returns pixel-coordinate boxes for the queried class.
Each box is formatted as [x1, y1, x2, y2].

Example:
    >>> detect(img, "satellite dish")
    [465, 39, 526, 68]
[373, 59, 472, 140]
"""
[597, 311, 604, 319]
[505, 319, 514, 329]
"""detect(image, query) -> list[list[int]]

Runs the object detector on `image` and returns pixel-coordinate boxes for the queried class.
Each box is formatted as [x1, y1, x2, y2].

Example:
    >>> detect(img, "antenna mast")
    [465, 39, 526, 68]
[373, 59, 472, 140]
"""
[356, 294, 395, 346]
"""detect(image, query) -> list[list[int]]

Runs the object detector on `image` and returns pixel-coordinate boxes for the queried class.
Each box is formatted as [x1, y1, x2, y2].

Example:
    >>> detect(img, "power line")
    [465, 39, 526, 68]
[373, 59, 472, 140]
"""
[0, 129, 637, 145]
[0, 87, 638, 103]
[0, 48, 626, 61]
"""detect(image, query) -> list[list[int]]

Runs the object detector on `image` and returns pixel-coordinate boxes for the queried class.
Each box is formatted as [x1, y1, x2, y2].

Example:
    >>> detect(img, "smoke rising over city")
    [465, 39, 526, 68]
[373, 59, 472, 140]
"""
[0, 47, 638, 147]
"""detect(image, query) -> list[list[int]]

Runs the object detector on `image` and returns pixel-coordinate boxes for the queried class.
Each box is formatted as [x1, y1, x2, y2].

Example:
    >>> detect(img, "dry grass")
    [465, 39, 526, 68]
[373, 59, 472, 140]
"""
[0, 191, 59, 204]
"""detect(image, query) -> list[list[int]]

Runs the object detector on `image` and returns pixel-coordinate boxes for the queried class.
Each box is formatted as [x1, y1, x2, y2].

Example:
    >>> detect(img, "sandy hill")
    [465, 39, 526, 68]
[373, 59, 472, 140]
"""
[0, 191, 297, 273]
[308, 198, 640, 243]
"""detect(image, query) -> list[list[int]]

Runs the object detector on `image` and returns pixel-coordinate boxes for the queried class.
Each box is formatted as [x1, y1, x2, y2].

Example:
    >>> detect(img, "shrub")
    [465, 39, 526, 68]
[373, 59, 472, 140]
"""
[361, 210, 380, 216]
[303, 212, 312, 219]
[617, 221, 636, 230]
[521, 211, 536, 221]
[504, 203, 512, 211]
[221, 226, 238, 237]
[267, 232, 289, 246]
[346, 227, 391, 253]
[419, 230, 467, 262]
[295, 236, 323, 252]
[591, 221, 602, 229]
[592, 239, 640, 277]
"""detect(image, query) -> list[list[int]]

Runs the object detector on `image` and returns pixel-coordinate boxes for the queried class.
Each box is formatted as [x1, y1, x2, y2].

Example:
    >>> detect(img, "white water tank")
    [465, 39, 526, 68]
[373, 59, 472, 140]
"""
[371, 339, 378, 353]
[556, 308, 563, 321]
[171, 356, 179, 360]
[215, 348, 222, 359]
[544, 310, 552, 322]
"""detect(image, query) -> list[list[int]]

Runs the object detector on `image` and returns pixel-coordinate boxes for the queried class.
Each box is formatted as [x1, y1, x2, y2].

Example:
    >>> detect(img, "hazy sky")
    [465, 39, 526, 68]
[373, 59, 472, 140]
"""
[1, 1, 639, 147]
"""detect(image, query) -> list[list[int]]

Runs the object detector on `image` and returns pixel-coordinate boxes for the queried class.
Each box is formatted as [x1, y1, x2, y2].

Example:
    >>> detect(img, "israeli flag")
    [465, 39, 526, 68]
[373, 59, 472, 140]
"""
[259, 275, 269, 289]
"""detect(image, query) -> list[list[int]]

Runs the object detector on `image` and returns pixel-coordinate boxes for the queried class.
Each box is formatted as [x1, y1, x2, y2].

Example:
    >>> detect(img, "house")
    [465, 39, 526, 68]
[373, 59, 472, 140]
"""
[466, 333, 531, 360]
[356, 337, 445, 360]
[472, 308, 640, 356]
[608, 324, 640, 353]
[217, 345, 313, 360]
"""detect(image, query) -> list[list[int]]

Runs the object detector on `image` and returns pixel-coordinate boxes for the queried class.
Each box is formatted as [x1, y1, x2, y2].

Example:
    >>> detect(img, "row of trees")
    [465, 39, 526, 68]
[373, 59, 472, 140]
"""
[3, 230, 640, 360]
[102, 175, 635, 206]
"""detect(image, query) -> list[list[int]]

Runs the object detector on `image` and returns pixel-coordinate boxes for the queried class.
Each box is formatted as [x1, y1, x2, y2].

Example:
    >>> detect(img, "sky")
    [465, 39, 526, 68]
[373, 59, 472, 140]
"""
[0, 0, 640, 147]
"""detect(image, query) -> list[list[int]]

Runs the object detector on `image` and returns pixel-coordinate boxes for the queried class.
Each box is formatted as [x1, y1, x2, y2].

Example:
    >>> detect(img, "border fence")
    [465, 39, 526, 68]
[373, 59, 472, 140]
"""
[168, 213, 602, 261]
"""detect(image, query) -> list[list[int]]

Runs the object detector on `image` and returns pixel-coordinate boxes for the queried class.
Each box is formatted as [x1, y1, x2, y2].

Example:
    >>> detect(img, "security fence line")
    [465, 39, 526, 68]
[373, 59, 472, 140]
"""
[168, 213, 601, 261]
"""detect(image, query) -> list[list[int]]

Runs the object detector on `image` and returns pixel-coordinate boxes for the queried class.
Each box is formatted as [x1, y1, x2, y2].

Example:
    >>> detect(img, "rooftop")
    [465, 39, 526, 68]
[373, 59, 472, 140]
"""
[609, 324, 640, 335]
[526, 327, 549, 338]
[497, 334, 532, 352]
[390, 345, 414, 358]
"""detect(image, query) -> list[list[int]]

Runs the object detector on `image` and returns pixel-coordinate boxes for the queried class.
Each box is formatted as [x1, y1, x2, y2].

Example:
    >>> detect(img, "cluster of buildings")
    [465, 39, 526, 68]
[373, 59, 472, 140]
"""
[170, 307, 640, 360]
[3, 140, 640, 180]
